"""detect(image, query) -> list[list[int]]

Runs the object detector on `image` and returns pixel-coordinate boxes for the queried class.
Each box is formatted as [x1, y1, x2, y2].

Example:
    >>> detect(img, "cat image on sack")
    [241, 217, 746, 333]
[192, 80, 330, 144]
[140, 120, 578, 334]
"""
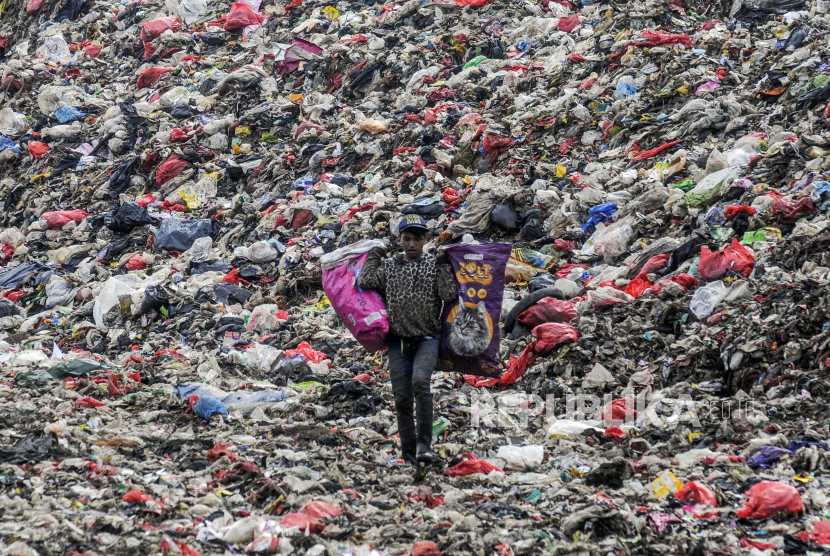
[448, 296, 491, 357]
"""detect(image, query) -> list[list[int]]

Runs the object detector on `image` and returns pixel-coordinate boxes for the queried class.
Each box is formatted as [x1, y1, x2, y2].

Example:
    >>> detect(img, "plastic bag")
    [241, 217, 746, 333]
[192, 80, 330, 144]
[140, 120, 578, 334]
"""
[496, 445, 544, 470]
[516, 297, 577, 328]
[445, 451, 504, 476]
[602, 398, 636, 423]
[40, 209, 88, 229]
[738, 481, 804, 519]
[154, 218, 220, 252]
[532, 322, 579, 356]
[224, 2, 264, 32]
[285, 341, 328, 363]
[105, 202, 160, 233]
[675, 481, 718, 507]
[437, 242, 512, 377]
[141, 17, 181, 42]
[624, 274, 653, 298]
[193, 397, 228, 419]
[698, 239, 754, 281]
[300, 501, 342, 519]
[28, 141, 50, 158]
[281, 512, 324, 534]
[799, 521, 830, 546]
[774, 197, 816, 224]
[137, 67, 175, 90]
[689, 280, 727, 319]
[594, 223, 633, 261]
[108, 156, 141, 198]
[156, 154, 190, 186]
[178, 0, 207, 24]
[679, 167, 740, 208]
[321, 240, 389, 352]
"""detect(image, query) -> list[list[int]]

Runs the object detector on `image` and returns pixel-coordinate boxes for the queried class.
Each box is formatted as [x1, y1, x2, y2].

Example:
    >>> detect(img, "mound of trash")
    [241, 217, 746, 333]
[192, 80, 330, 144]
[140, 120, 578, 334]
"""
[0, 0, 828, 553]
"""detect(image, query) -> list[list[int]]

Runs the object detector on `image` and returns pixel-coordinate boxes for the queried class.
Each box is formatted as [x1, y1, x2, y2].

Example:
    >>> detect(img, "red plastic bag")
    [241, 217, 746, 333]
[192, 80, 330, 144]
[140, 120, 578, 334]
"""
[170, 128, 189, 142]
[554, 239, 578, 251]
[286, 341, 328, 363]
[136, 193, 156, 208]
[558, 14, 581, 32]
[555, 263, 587, 278]
[224, 2, 264, 32]
[206, 442, 237, 463]
[155, 154, 189, 185]
[28, 141, 50, 158]
[675, 481, 718, 507]
[41, 209, 88, 229]
[798, 520, 830, 545]
[300, 501, 342, 519]
[26, 0, 45, 12]
[602, 398, 636, 422]
[281, 512, 324, 534]
[75, 397, 105, 408]
[698, 239, 754, 281]
[406, 541, 442, 556]
[737, 481, 804, 519]
[531, 322, 579, 356]
[641, 29, 693, 47]
[123, 490, 168, 508]
[462, 343, 535, 389]
[126, 253, 147, 270]
[604, 426, 626, 441]
[516, 297, 577, 328]
[774, 197, 816, 224]
[445, 451, 504, 477]
[723, 205, 757, 219]
[137, 67, 175, 89]
[141, 17, 181, 41]
[641, 253, 670, 274]
[453, 0, 490, 6]
[624, 274, 652, 298]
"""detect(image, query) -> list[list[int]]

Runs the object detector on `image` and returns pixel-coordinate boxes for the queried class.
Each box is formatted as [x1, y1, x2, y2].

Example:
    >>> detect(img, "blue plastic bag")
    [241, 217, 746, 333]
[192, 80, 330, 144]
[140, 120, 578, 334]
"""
[193, 397, 228, 420]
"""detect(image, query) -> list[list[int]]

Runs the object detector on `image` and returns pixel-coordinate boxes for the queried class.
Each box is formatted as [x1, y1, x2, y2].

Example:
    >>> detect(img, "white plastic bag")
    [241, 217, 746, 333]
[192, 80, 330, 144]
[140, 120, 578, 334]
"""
[496, 445, 544, 470]
[689, 280, 727, 319]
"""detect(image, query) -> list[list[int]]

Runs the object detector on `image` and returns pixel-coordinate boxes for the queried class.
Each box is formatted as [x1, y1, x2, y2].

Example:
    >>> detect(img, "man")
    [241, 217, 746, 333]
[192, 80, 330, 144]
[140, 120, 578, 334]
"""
[357, 215, 457, 464]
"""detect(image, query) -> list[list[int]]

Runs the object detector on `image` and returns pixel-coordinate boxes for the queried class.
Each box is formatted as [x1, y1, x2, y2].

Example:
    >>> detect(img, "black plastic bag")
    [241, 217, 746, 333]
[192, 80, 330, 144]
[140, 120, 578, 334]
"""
[170, 104, 191, 119]
[521, 209, 544, 240]
[108, 156, 141, 199]
[105, 202, 160, 234]
[141, 285, 170, 313]
[491, 201, 520, 231]
[667, 234, 707, 272]
[0, 433, 54, 464]
[528, 273, 557, 292]
[54, 0, 88, 21]
[402, 200, 448, 220]
[154, 218, 220, 252]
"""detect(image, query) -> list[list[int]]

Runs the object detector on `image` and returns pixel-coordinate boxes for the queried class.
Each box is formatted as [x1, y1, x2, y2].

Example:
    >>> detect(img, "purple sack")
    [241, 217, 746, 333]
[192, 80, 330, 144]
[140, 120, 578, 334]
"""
[321, 240, 388, 352]
[437, 242, 512, 377]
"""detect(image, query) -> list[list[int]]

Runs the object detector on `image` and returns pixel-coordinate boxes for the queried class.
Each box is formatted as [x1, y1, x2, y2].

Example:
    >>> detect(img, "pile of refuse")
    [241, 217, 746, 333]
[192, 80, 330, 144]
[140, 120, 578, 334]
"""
[2, 0, 830, 552]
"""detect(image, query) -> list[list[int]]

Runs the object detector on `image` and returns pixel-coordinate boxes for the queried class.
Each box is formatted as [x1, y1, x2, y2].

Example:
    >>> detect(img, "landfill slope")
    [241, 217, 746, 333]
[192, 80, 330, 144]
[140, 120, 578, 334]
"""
[0, 0, 829, 553]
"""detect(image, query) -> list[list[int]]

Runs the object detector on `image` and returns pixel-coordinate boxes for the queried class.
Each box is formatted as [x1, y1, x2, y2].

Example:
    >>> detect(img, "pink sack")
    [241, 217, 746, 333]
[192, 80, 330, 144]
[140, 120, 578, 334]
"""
[321, 240, 389, 352]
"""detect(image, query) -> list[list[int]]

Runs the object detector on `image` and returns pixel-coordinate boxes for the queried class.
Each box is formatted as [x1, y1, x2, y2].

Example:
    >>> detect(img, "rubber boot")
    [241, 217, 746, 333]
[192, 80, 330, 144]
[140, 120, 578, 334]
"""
[401, 436, 417, 465]
[415, 416, 434, 463]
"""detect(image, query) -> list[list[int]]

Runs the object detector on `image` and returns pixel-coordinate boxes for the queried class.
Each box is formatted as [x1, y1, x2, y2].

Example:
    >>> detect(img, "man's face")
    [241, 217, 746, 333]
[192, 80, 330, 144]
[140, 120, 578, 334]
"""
[400, 230, 427, 260]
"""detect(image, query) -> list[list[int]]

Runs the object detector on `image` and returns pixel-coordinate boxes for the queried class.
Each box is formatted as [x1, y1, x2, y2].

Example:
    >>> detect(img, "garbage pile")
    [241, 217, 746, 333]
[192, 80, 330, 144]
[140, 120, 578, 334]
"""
[1, 0, 830, 552]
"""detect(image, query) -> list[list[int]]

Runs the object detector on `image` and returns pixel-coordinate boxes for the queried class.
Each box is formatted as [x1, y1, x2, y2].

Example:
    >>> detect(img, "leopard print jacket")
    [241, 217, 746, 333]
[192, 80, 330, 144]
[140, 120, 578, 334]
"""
[357, 248, 457, 339]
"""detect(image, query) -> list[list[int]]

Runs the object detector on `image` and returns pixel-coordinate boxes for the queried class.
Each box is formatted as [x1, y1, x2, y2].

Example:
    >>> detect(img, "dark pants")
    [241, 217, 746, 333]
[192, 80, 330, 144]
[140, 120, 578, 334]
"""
[387, 335, 438, 463]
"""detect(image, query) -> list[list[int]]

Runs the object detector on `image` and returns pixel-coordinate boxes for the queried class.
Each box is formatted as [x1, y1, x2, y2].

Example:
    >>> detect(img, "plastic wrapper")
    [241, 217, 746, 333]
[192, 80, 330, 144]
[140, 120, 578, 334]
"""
[154, 218, 220, 252]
